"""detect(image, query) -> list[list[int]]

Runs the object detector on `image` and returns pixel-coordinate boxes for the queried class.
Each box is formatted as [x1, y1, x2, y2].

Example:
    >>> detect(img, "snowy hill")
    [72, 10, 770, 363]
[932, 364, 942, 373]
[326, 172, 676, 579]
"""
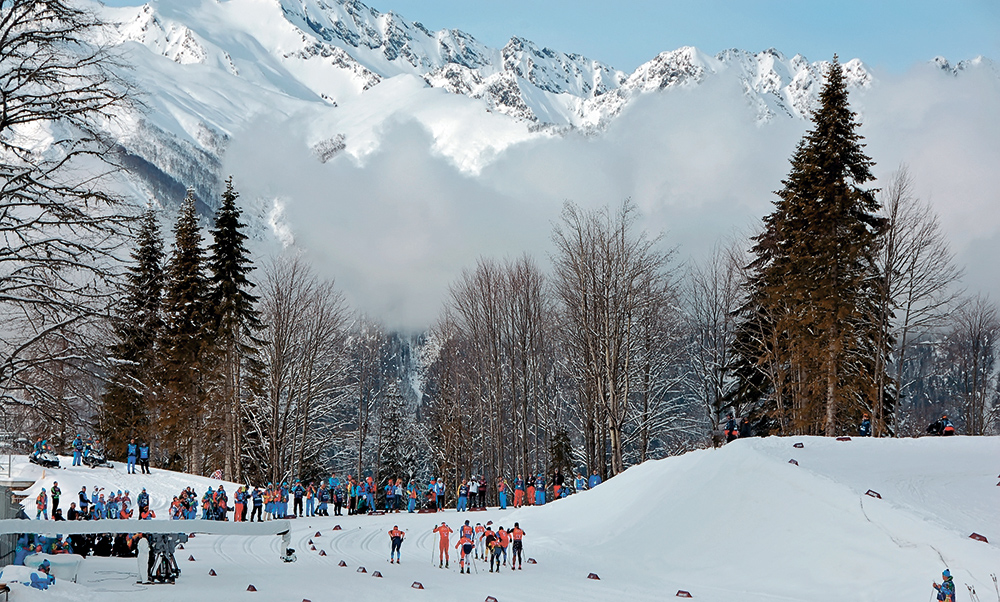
[6, 435, 999, 601]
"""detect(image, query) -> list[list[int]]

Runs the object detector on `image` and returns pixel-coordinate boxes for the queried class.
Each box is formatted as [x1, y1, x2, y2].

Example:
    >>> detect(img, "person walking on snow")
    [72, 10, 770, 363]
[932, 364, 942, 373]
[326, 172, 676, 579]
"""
[455, 532, 475, 574]
[933, 569, 956, 601]
[388, 525, 405, 563]
[433, 521, 453, 568]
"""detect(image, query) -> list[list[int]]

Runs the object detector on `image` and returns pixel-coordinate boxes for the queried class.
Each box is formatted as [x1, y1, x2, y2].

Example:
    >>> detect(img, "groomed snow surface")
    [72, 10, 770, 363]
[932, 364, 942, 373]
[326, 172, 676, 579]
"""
[6, 436, 999, 601]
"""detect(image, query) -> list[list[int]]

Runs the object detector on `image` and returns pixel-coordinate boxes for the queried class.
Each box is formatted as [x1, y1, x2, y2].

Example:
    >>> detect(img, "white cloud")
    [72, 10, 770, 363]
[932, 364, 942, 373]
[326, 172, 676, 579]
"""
[224, 64, 1000, 330]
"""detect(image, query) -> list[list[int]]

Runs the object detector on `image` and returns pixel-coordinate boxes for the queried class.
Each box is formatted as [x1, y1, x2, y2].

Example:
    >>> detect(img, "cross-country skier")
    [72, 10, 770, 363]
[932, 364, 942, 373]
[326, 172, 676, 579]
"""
[484, 526, 500, 572]
[455, 532, 475, 574]
[474, 522, 486, 559]
[460, 520, 474, 548]
[933, 569, 956, 601]
[510, 522, 525, 570]
[388, 525, 405, 563]
[433, 521, 453, 568]
[497, 526, 509, 566]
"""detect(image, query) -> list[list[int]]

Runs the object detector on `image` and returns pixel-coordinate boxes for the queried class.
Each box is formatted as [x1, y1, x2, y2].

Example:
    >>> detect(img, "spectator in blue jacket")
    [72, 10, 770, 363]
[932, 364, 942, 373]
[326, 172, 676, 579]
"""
[126, 439, 137, 474]
[588, 470, 602, 489]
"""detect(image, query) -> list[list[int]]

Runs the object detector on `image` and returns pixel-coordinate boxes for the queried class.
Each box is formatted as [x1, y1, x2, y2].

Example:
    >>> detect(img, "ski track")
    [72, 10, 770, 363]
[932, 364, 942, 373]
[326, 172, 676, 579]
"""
[212, 533, 234, 565]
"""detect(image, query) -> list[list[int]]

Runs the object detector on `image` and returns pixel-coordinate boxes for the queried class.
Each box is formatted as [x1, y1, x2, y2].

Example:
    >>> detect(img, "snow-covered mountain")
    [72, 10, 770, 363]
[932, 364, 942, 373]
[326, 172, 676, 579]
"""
[84, 0, 931, 210]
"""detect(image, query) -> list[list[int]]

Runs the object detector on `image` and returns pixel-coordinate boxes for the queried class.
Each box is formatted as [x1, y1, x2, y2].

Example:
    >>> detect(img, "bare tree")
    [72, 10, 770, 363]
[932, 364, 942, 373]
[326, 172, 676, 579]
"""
[944, 295, 999, 435]
[685, 241, 746, 435]
[552, 200, 674, 476]
[0, 0, 134, 417]
[246, 255, 349, 484]
[344, 317, 389, 481]
[875, 167, 964, 434]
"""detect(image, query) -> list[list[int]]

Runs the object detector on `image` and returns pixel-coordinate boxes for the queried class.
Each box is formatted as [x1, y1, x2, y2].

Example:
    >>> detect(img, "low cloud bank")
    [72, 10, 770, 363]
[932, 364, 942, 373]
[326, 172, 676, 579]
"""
[225, 63, 1000, 331]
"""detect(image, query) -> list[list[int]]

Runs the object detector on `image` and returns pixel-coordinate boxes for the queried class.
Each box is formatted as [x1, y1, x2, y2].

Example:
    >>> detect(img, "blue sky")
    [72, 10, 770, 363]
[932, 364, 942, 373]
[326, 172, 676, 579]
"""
[383, 0, 999, 72]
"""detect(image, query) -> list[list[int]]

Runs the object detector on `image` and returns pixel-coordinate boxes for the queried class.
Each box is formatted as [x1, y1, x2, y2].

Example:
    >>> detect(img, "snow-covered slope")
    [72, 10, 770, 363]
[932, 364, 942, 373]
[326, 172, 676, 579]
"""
[7, 435, 999, 601]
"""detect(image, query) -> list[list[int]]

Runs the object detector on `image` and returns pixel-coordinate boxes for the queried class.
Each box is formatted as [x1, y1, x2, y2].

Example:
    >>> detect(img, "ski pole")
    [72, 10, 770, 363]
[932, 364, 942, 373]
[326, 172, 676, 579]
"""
[471, 551, 478, 574]
[992, 573, 998, 602]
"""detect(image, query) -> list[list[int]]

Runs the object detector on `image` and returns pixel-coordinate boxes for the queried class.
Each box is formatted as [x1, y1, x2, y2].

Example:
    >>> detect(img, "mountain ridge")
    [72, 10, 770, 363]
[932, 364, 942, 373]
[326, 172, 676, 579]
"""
[83, 0, 995, 217]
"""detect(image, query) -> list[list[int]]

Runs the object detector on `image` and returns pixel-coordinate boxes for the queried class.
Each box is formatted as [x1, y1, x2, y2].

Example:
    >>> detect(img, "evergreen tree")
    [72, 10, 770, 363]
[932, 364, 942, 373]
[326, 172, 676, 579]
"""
[207, 177, 263, 482]
[377, 382, 419, 485]
[160, 190, 215, 472]
[99, 208, 164, 457]
[730, 56, 890, 436]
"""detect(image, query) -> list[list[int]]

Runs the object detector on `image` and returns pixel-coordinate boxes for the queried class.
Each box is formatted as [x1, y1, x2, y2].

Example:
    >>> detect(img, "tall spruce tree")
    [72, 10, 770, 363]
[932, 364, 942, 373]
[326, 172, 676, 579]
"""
[161, 190, 215, 472]
[207, 177, 262, 482]
[731, 56, 890, 436]
[99, 208, 164, 457]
